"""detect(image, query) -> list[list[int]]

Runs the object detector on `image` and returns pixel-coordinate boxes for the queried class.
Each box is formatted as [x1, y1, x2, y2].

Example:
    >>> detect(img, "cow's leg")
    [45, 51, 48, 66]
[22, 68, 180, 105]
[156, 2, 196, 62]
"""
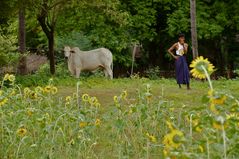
[75, 68, 81, 78]
[103, 69, 108, 78]
[105, 66, 113, 79]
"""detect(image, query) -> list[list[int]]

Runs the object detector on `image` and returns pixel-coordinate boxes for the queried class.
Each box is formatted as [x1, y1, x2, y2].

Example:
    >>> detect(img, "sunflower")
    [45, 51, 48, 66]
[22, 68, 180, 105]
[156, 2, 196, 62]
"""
[0, 98, 8, 107]
[145, 92, 153, 101]
[195, 126, 203, 133]
[9, 90, 16, 96]
[211, 95, 227, 105]
[213, 121, 228, 130]
[65, 96, 72, 104]
[82, 94, 90, 102]
[163, 129, 184, 149]
[146, 132, 157, 143]
[89, 97, 98, 105]
[198, 145, 204, 153]
[17, 128, 27, 137]
[120, 90, 128, 100]
[27, 108, 34, 117]
[23, 87, 31, 96]
[51, 86, 58, 94]
[95, 119, 101, 126]
[30, 91, 38, 99]
[94, 102, 101, 108]
[35, 86, 44, 93]
[3, 74, 10, 81]
[212, 116, 228, 130]
[79, 122, 88, 128]
[190, 56, 215, 79]
[166, 121, 175, 130]
[8, 74, 15, 82]
[226, 113, 239, 120]
[44, 85, 52, 93]
[209, 104, 220, 114]
[113, 96, 119, 104]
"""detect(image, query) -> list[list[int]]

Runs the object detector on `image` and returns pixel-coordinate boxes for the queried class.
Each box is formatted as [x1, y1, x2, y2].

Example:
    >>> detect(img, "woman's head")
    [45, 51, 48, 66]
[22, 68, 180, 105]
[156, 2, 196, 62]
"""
[178, 33, 185, 44]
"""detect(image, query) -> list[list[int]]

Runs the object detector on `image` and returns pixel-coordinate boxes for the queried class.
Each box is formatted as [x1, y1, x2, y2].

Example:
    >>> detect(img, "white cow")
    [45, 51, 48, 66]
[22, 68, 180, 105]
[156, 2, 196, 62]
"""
[64, 46, 113, 79]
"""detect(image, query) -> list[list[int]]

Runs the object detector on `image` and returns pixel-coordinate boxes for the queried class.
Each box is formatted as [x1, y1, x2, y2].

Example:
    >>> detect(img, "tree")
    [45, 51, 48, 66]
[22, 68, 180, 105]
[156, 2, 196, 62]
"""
[18, 2, 27, 75]
[35, 0, 66, 74]
[190, 0, 198, 59]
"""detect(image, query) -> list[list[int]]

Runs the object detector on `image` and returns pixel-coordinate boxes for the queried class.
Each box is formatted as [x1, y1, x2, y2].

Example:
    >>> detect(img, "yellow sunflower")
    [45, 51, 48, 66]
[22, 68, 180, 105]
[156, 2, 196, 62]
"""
[195, 126, 203, 133]
[35, 86, 43, 92]
[82, 94, 90, 102]
[27, 108, 34, 117]
[30, 91, 38, 99]
[120, 90, 128, 100]
[89, 97, 98, 105]
[145, 92, 153, 101]
[3, 74, 10, 81]
[166, 121, 175, 130]
[44, 85, 52, 93]
[211, 95, 227, 105]
[0, 97, 8, 107]
[65, 96, 72, 104]
[213, 121, 228, 130]
[198, 145, 204, 153]
[190, 56, 215, 79]
[23, 87, 31, 96]
[8, 74, 15, 82]
[95, 119, 101, 126]
[146, 132, 157, 143]
[163, 129, 184, 149]
[79, 122, 88, 128]
[113, 95, 119, 104]
[226, 113, 239, 120]
[209, 104, 220, 114]
[17, 128, 27, 137]
[51, 86, 58, 94]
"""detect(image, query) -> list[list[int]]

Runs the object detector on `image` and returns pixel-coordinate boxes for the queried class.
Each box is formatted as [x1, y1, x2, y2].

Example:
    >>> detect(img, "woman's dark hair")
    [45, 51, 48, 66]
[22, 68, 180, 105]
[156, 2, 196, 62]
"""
[178, 33, 185, 38]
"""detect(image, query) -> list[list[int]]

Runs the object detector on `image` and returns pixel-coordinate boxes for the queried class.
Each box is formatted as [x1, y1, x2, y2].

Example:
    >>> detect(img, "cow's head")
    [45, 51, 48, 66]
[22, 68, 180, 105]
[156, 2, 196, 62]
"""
[64, 46, 71, 57]
[64, 46, 76, 57]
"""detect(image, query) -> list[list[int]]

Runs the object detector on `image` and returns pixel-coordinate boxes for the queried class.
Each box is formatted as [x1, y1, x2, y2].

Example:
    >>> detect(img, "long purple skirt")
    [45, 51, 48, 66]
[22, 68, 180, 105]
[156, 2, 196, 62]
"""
[175, 56, 190, 84]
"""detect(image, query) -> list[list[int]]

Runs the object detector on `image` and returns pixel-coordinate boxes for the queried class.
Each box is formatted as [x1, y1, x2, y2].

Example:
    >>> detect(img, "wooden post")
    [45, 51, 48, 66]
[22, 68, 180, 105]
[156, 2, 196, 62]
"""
[131, 44, 137, 76]
[190, 0, 199, 59]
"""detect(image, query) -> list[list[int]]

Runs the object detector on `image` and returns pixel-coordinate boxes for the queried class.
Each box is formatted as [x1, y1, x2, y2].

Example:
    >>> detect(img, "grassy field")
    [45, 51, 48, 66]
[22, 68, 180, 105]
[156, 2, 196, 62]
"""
[58, 77, 239, 108]
[1, 76, 239, 159]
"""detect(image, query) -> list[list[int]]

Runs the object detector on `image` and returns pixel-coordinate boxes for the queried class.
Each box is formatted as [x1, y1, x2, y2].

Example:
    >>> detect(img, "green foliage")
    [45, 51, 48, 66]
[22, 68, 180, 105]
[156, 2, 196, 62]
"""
[56, 32, 92, 50]
[0, 19, 19, 66]
[145, 66, 161, 80]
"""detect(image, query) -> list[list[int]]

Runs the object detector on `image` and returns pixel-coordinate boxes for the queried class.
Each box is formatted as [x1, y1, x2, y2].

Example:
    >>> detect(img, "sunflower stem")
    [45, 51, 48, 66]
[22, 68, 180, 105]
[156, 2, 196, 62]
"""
[222, 124, 227, 159]
[77, 81, 81, 108]
[189, 114, 193, 145]
[206, 137, 210, 159]
[201, 65, 213, 91]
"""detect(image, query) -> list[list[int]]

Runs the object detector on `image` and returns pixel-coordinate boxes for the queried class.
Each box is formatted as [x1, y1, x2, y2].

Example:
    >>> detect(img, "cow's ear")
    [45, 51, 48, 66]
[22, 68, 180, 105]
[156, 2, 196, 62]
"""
[70, 50, 75, 53]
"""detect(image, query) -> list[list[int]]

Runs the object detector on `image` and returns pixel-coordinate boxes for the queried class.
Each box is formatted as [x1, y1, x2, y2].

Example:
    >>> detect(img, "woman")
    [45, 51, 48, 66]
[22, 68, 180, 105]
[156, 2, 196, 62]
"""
[168, 33, 190, 89]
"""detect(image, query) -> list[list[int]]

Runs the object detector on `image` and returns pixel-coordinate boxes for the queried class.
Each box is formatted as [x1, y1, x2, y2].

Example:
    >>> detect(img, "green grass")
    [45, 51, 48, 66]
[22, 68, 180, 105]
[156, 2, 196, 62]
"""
[58, 77, 239, 108]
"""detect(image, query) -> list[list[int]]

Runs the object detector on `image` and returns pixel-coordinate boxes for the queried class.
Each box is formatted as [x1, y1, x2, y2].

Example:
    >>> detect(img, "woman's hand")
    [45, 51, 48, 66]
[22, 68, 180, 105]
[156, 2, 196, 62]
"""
[174, 56, 179, 60]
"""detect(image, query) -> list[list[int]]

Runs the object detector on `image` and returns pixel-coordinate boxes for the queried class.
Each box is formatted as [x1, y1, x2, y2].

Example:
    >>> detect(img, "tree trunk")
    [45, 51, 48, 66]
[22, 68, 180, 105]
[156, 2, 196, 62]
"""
[37, 5, 56, 75]
[19, 7, 26, 53]
[18, 6, 27, 75]
[190, 0, 199, 59]
[48, 31, 55, 74]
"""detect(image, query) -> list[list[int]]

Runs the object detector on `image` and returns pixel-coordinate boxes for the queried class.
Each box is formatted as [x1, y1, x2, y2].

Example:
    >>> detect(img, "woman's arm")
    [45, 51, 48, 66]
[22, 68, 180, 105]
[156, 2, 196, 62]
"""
[183, 43, 188, 54]
[168, 43, 178, 59]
